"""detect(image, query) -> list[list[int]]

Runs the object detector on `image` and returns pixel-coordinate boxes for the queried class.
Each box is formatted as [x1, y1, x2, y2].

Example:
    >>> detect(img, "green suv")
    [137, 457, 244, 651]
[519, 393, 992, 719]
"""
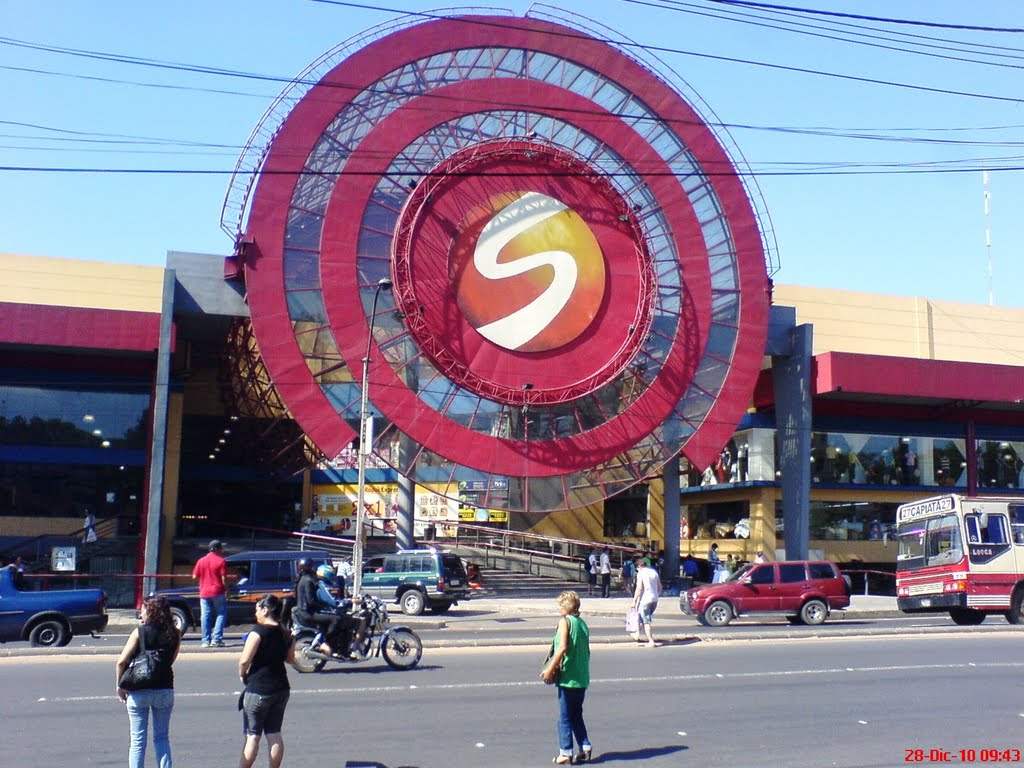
[360, 548, 471, 615]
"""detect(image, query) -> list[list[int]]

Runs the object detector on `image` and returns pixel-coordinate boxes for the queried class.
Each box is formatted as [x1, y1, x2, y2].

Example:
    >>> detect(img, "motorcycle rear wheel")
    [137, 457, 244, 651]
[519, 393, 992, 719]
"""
[381, 629, 423, 670]
[293, 637, 327, 674]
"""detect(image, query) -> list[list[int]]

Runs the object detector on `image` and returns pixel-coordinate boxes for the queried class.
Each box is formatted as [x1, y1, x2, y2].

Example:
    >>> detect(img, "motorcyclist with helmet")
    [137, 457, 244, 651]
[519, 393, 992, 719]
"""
[293, 559, 361, 658]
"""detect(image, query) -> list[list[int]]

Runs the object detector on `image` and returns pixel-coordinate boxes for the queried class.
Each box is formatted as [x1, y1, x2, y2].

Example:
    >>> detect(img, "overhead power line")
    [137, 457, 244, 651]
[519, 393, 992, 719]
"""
[626, 0, 1024, 71]
[2, 5, 1022, 108]
[703, 0, 1024, 33]
[1, 164, 1020, 177]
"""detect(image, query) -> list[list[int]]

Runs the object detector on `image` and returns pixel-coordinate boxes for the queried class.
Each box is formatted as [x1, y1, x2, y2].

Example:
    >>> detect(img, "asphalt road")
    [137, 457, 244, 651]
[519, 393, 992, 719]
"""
[6, 601, 1020, 657]
[5, 631, 1024, 768]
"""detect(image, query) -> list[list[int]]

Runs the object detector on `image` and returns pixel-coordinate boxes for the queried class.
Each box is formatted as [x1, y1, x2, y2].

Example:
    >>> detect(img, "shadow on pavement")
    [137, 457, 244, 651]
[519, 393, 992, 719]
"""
[592, 744, 689, 762]
[311, 663, 445, 675]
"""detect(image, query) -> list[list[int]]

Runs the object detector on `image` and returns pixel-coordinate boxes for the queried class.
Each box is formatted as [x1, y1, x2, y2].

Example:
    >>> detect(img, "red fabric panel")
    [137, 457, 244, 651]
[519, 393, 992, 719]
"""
[0, 302, 163, 352]
[816, 351, 1024, 402]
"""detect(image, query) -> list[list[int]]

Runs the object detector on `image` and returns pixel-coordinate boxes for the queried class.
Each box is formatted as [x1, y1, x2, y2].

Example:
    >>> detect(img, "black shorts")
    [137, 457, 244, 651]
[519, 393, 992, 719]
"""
[242, 690, 290, 736]
[587, 571, 598, 586]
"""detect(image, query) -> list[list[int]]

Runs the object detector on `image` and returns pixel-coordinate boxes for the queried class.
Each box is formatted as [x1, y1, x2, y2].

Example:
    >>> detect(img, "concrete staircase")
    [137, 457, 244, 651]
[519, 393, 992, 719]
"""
[471, 567, 586, 598]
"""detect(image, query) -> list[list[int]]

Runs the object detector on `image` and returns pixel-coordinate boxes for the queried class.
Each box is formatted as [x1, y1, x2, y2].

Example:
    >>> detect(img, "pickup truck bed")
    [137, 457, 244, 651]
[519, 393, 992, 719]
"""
[0, 567, 108, 647]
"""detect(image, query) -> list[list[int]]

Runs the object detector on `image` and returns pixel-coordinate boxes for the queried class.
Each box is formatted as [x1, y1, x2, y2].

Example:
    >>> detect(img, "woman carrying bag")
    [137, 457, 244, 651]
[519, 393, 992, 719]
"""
[540, 590, 593, 765]
[115, 596, 181, 768]
[237, 594, 296, 768]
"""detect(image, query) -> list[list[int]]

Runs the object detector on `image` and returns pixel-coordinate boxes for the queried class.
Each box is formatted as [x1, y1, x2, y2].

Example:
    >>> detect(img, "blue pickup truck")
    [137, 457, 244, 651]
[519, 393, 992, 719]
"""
[0, 566, 109, 647]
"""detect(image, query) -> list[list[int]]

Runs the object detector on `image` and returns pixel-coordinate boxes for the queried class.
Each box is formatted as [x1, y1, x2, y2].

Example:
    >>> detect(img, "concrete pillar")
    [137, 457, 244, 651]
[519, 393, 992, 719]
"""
[396, 471, 415, 550]
[772, 323, 813, 560]
[142, 268, 176, 601]
[663, 454, 681, 579]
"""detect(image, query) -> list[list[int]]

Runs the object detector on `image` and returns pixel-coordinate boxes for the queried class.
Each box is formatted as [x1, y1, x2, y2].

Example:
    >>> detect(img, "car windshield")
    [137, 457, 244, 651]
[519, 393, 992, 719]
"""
[724, 564, 755, 582]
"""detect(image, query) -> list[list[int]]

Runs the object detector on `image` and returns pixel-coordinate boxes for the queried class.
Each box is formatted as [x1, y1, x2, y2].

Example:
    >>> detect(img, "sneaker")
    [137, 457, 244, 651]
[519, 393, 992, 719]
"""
[200, 642, 210, 648]
[213, 641, 226, 648]
[646, 640, 657, 648]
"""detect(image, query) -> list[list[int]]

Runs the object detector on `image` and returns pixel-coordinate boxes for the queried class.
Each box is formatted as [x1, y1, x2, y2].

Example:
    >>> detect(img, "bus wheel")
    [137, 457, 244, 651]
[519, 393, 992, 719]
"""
[1005, 590, 1024, 624]
[950, 608, 986, 626]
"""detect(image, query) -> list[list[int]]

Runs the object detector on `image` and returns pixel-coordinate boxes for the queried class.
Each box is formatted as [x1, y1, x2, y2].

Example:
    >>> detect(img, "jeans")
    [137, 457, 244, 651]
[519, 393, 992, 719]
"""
[556, 686, 590, 757]
[126, 688, 174, 768]
[200, 594, 226, 644]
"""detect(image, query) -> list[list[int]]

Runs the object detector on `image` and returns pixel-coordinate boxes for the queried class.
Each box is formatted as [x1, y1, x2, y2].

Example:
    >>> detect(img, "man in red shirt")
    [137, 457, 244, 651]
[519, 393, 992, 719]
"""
[192, 540, 228, 647]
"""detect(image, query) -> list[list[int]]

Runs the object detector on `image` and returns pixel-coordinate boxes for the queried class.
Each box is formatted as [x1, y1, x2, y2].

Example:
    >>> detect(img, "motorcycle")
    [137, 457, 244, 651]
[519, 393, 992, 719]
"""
[289, 593, 423, 673]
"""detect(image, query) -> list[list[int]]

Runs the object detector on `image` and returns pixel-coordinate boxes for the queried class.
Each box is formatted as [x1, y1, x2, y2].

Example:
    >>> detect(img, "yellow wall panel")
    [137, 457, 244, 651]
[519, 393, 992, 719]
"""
[774, 285, 1024, 365]
[0, 253, 164, 312]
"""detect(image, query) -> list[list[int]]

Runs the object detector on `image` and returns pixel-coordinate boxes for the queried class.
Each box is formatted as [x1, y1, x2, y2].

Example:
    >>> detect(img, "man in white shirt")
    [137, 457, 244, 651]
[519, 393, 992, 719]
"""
[586, 549, 599, 596]
[631, 558, 662, 647]
[599, 547, 612, 598]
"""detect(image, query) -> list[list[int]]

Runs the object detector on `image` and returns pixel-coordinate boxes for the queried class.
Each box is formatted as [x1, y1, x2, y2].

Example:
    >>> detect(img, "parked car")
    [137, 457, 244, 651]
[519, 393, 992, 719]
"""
[360, 548, 470, 615]
[679, 560, 851, 627]
[0, 565, 108, 647]
[154, 550, 332, 634]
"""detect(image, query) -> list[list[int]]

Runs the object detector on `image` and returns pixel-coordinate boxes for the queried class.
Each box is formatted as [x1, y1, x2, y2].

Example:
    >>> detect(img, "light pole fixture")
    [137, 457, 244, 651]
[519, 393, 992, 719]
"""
[352, 277, 392, 596]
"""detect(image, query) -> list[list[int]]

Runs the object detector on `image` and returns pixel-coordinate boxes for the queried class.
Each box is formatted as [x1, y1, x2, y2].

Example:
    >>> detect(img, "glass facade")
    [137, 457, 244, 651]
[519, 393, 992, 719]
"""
[0, 461, 144, 529]
[802, 500, 897, 541]
[0, 379, 149, 522]
[684, 427, 969, 490]
[811, 432, 966, 488]
[975, 440, 1024, 490]
[685, 500, 751, 539]
[682, 429, 776, 486]
[0, 382, 149, 450]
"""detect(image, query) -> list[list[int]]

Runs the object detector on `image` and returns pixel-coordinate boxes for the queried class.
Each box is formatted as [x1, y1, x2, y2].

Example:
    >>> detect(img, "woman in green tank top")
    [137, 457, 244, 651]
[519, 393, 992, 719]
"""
[540, 590, 593, 765]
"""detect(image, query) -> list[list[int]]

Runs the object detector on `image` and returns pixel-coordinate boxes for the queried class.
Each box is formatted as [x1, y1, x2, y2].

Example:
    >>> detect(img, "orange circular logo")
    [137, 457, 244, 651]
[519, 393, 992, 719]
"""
[451, 191, 606, 353]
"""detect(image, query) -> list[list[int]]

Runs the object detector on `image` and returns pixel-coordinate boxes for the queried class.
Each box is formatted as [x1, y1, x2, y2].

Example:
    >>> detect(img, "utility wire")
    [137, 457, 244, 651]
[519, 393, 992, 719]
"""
[627, 0, 1024, 70]
[703, 0, 1024, 33]
[2, 6, 1022, 106]
[1, 164, 1020, 176]
[675, 0, 1024, 54]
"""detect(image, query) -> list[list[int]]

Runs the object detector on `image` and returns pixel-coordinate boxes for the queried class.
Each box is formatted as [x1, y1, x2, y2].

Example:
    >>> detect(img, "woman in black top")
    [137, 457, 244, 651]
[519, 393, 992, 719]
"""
[238, 594, 296, 768]
[115, 595, 181, 768]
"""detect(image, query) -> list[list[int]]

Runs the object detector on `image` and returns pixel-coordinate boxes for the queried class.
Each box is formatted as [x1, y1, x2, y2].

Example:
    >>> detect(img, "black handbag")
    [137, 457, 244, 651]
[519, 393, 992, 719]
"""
[119, 628, 160, 690]
[542, 646, 561, 686]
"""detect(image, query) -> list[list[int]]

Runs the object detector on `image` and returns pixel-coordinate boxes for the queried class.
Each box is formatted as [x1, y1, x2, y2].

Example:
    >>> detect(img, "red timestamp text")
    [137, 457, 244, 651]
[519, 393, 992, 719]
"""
[904, 749, 1022, 763]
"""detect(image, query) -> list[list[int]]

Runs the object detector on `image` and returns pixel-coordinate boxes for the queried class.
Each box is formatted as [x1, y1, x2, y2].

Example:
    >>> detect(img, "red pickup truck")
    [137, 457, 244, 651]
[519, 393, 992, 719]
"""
[679, 560, 851, 627]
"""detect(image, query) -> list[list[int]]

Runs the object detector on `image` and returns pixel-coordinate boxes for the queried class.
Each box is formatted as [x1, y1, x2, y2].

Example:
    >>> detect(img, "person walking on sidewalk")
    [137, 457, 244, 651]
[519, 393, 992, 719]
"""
[192, 540, 228, 647]
[540, 590, 593, 765]
[238, 594, 296, 768]
[116, 596, 181, 768]
[599, 547, 612, 598]
[586, 549, 599, 596]
[620, 557, 635, 595]
[631, 557, 661, 647]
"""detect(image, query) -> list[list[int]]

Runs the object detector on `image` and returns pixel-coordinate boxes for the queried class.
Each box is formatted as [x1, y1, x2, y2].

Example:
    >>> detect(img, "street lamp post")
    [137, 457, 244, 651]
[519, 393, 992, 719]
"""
[352, 277, 392, 596]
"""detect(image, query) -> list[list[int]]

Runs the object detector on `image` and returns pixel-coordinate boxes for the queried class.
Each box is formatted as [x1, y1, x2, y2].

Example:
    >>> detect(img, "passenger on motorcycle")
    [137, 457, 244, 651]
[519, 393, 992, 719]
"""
[292, 560, 361, 659]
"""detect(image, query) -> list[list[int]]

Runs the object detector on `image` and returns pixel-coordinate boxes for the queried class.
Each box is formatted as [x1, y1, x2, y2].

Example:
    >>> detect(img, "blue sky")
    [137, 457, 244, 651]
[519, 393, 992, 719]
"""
[1, 1, 1022, 306]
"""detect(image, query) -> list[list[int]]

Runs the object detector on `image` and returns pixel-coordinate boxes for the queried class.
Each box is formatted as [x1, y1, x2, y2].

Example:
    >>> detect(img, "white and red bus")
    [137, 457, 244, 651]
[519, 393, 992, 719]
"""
[896, 493, 1024, 625]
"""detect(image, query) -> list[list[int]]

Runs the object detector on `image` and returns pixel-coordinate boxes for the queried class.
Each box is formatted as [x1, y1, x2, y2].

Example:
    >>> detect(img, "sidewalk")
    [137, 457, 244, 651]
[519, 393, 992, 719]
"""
[102, 593, 900, 631]
[0, 593, 903, 658]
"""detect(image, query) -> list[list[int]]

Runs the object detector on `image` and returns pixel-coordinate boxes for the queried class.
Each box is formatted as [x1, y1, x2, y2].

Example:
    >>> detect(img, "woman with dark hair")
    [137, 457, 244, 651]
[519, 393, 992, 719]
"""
[115, 595, 181, 768]
[540, 590, 592, 765]
[238, 594, 296, 768]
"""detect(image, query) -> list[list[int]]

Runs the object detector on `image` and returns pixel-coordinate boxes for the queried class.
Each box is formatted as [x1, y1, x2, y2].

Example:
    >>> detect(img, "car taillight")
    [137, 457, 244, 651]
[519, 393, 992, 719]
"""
[944, 580, 967, 593]
[437, 578, 445, 590]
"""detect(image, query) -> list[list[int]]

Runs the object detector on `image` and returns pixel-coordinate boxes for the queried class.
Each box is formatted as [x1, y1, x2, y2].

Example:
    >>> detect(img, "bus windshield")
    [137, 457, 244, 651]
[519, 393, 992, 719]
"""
[896, 512, 963, 572]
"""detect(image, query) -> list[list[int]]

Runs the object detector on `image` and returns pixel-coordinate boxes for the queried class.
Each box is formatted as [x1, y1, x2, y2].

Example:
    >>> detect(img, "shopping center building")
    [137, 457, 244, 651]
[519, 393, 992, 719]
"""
[5, 249, 1024, 579]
